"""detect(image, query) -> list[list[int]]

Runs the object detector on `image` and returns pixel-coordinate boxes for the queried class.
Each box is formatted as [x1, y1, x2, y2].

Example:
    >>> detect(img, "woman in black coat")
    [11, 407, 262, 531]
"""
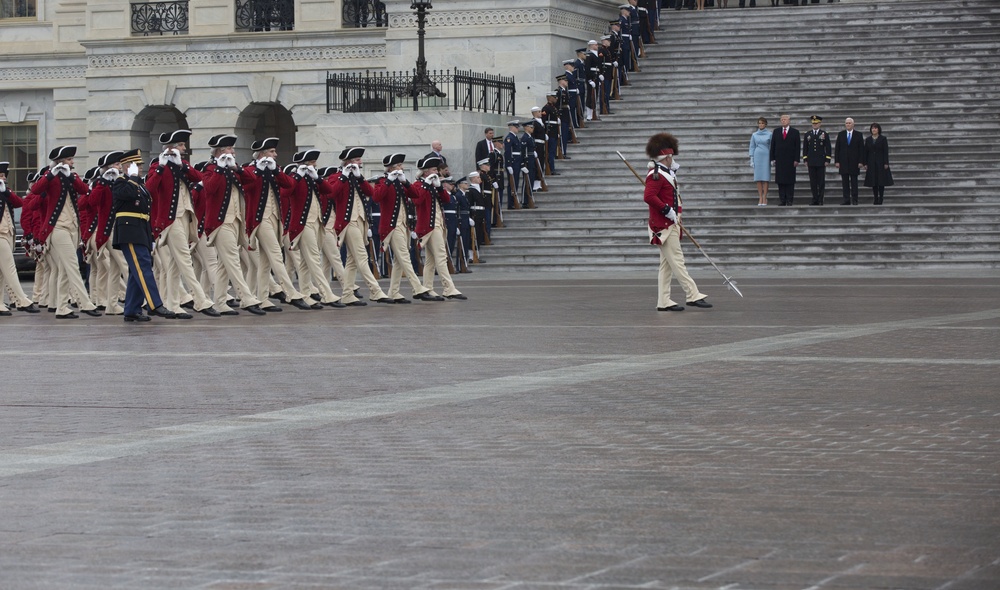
[863, 122, 893, 205]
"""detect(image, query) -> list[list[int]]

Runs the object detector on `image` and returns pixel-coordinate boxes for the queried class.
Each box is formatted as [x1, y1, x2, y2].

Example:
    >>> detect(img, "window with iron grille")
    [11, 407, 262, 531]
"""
[0, 123, 38, 195]
[1, 0, 36, 19]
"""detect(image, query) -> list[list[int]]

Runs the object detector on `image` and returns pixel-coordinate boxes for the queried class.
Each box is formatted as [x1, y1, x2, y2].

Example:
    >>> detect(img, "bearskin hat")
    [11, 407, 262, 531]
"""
[645, 133, 679, 160]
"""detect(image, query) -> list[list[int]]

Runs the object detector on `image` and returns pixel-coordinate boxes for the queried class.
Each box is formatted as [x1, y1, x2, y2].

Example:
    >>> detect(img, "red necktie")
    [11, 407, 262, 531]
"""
[783, 129, 787, 139]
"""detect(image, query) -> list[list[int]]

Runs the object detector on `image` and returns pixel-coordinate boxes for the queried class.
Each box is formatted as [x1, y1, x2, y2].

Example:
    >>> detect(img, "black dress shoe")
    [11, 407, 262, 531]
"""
[271, 291, 288, 303]
[310, 294, 322, 302]
[375, 297, 394, 304]
[181, 301, 195, 309]
[657, 305, 685, 312]
[415, 293, 445, 302]
[96, 305, 106, 312]
[244, 304, 266, 316]
[446, 294, 468, 300]
[171, 312, 193, 320]
[394, 298, 411, 304]
[124, 314, 151, 322]
[264, 305, 283, 312]
[346, 300, 368, 307]
[150, 306, 177, 318]
[56, 312, 79, 319]
[323, 301, 345, 308]
[219, 310, 240, 316]
[18, 303, 40, 313]
[687, 298, 713, 309]
[0, 310, 11, 317]
[288, 298, 313, 310]
[354, 289, 362, 299]
[227, 299, 239, 308]
[81, 308, 103, 317]
[47, 307, 56, 313]
[199, 307, 221, 317]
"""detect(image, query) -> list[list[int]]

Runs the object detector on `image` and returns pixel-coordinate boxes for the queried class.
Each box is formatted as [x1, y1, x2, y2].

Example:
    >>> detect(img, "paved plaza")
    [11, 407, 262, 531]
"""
[1, 271, 998, 589]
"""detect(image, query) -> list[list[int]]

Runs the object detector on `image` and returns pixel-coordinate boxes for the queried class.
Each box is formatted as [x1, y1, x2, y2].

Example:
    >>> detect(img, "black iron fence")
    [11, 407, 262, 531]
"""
[327, 69, 516, 115]
[342, 0, 388, 29]
[130, 1, 189, 36]
[235, 0, 294, 32]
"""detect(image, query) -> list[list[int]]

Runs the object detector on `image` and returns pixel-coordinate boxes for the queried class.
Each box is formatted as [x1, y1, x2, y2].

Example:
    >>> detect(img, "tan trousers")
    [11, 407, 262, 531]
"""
[47, 227, 96, 315]
[339, 221, 386, 303]
[255, 215, 304, 304]
[0, 232, 33, 309]
[320, 226, 350, 294]
[162, 212, 213, 312]
[656, 224, 706, 308]
[421, 226, 461, 297]
[209, 223, 261, 310]
[294, 222, 338, 304]
[385, 225, 427, 299]
[32, 256, 48, 306]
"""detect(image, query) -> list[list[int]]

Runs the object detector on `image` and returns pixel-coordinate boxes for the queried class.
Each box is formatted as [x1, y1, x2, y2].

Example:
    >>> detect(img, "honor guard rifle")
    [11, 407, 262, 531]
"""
[521, 167, 537, 209]
[506, 168, 522, 210]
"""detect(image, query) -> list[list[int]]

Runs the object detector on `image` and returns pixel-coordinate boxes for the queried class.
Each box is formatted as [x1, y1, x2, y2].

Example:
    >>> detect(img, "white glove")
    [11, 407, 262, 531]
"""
[588, 80, 596, 88]
[367, 228, 373, 238]
[521, 166, 529, 174]
[305, 165, 318, 180]
[749, 158, 754, 168]
[217, 154, 237, 169]
[0, 179, 6, 192]
[349, 165, 363, 178]
[127, 163, 140, 177]
[613, 61, 619, 67]
[492, 182, 499, 189]
[53, 163, 71, 177]
[506, 167, 513, 176]
[666, 208, 678, 223]
[166, 149, 182, 165]
[296, 165, 307, 177]
[599, 75, 605, 82]
[410, 231, 418, 240]
[159, 151, 171, 166]
[431, 176, 441, 188]
[255, 159, 268, 171]
[264, 157, 276, 170]
[102, 168, 120, 181]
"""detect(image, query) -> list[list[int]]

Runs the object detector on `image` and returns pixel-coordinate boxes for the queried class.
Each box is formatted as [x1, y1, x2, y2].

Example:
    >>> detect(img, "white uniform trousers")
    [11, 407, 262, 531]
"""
[0, 233, 33, 310]
[655, 224, 706, 309]
[295, 221, 338, 304]
[86, 234, 105, 307]
[254, 215, 304, 304]
[162, 212, 213, 312]
[106, 245, 128, 313]
[32, 255, 49, 307]
[384, 225, 428, 299]
[209, 223, 261, 310]
[47, 227, 97, 315]
[320, 227, 350, 295]
[338, 221, 386, 303]
[420, 226, 461, 297]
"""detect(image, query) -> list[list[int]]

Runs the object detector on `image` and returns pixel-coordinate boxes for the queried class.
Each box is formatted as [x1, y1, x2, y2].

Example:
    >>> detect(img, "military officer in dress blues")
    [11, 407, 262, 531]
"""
[555, 75, 574, 154]
[521, 120, 540, 196]
[111, 156, 176, 321]
[503, 121, 523, 209]
[573, 48, 589, 112]
[442, 176, 459, 263]
[529, 107, 549, 179]
[542, 93, 562, 173]
[466, 170, 490, 250]
[454, 177, 474, 269]
[28, 145, 102, 319]
[561, 62, 581, 129]
[802, 115, 832, 206]
[618, 6, 635, 72]
[0, 161, 41, 315]
[584, 40, 604, 121]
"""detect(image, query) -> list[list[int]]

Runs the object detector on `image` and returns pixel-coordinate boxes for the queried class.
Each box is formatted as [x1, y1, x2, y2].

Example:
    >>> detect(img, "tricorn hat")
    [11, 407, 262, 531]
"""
[208, 134, 238, 149]
[646, 133, 679, 160]
[316, 166, 339, 178]
[292, 150, 321, 164]
[83, 166, 100, 182]
[283, 163, 299, 175]
[251, 137, 279, 151]
[382, 153, 406, 167]
[97, 150, 125, 168]
[339, 147, 365, 161]
[158, 129, 192, 145]
[48, 145, 77, 161]
[417, 156, 443, 170]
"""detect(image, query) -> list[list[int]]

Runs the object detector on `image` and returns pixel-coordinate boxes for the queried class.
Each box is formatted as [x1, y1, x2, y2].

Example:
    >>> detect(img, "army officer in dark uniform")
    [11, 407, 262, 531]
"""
[112, 152, 175, 322]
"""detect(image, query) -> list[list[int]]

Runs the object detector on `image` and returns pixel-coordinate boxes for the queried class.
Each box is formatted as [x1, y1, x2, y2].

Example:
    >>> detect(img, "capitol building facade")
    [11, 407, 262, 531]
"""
[1, 0, 614, 191]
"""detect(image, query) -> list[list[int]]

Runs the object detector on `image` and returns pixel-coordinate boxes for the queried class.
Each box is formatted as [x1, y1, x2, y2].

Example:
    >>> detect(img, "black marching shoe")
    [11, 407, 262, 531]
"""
[264, 305, 283, 312]
[271, 291, 288, 303]
[124, 314, 151, 322]
[324, 301, 346, 308]
[81, 308, 103, 317]
[244, 304, 266, 316]
[446, 294, 468, 300]
[375, 297, 394, 304]
[149, 306, 177, 319]
[181, 301, 195, 310]
[687, 298, 713, 309]
[288, 298, 313, 310]
[18, 303, 41, 313]
[657, 305, 685, 312]
[219, 310, 240, 316]
[345, 300, 367, 307]
[393, 298, 411, 304]
[0, 310, 11, 317]
[171, 312, 193, 320]
[55, 312, 79, 319]
[199, 307, 221, 317]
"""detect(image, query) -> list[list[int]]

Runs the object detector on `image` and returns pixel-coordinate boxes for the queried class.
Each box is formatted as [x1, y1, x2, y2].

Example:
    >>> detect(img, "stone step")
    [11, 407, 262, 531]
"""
[481, 240, 1000, 256]
[478, 250, 1000, 265]
[489, 231, 1000, 245]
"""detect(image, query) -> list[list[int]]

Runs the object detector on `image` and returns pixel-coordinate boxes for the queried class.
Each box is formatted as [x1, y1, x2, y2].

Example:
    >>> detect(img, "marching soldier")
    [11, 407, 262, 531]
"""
[328, 147, 390, 305]
[411, 156, 465, 300]
[28, 146, 102, 319]
[201, 134, 267, 315]
[371, 153, 431, 303]
[803, 115, 832, 206]
[111, 156, 176, 321]
[286, 149, 343, 308]
[146, 130, 220, 317]
[79, 151, 128, 315]
[0, 162, 41, 315]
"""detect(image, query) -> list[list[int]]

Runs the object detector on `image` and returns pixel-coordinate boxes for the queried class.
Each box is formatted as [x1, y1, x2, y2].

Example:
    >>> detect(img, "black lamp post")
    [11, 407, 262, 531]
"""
[405, 0, 446, 102]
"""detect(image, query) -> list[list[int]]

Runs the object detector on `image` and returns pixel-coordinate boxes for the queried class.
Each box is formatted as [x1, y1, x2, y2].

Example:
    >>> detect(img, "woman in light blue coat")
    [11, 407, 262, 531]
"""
[749, 116, 771, 206]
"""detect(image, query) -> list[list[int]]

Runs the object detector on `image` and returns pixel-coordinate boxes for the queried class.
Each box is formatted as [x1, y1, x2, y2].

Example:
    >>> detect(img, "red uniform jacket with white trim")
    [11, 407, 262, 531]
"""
[27, 171, 91, 244]
[201, 164, 254, 239]
[409, 178, 451, 238]
[371, 176, 415, 241]
[79, 179, 116, 249]
[327, 172, 374, 235]
[643, 162, 682, 243]
[284, 173, 334, 241]
[241, 164, 295, 239]
[146, 161, 203, 239]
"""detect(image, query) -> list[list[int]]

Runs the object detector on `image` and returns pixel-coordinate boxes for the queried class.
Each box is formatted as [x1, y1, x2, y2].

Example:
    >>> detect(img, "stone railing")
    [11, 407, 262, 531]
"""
[327, 68, 515, 115]
[130, 1, 189, 36]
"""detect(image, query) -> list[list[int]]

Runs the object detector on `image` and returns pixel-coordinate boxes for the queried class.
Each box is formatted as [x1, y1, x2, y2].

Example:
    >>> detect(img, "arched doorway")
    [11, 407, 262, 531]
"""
[235, 102, 297, 166]
[131, 106, 191, 165]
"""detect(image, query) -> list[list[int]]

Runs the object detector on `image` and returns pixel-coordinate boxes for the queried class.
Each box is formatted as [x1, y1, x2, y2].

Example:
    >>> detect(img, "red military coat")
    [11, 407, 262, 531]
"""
[21, 194, 40, 239]
[327, 172, 374, 235]
[371, 176, 414, 241]
[643, 162, 682, 244]
[201, 164, 254, 239]
[241, 164, 295, 239]
[284, 173, 333, 241]
[409, 178, 451, 238]
[146, 161, 203, 239]
[79, 179, 116, 249]
[27, 171, 91, 243]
